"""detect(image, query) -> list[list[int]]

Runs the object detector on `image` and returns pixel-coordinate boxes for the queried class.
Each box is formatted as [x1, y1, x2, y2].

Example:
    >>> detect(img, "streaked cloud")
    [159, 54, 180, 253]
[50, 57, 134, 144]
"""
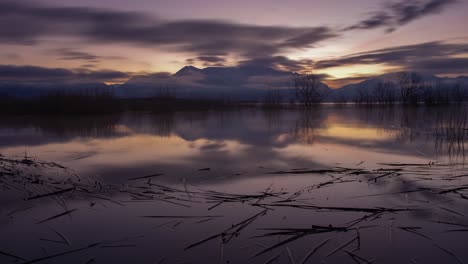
[0, 0, 465, 86]
[0, 1, 336, 59]
[0, 65, 130, 82]
[346, 0, 458, 32]
[314, 41, 468, 74]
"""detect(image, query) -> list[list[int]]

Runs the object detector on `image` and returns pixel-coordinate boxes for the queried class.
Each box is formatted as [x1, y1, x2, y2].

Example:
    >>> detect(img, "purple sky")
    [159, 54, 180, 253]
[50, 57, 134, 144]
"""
[1, 0, 467, 87]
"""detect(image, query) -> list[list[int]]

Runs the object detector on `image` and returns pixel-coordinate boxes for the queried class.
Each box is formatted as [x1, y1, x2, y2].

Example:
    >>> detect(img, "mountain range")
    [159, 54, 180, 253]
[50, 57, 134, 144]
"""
[115, 65, 295, 100]
[1, 65, 467, 102]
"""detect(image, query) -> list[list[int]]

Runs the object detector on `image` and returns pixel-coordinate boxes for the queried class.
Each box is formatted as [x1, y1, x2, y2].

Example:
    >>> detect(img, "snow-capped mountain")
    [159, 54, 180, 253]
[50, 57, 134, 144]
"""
[1, 65, 467, 102]
[329, 72, 468, 102]
[115, 65, 309, 101]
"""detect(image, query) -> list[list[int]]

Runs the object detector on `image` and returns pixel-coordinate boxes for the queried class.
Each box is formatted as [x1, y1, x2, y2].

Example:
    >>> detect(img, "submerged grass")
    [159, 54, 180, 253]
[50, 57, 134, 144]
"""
[1, 154, 468, 263]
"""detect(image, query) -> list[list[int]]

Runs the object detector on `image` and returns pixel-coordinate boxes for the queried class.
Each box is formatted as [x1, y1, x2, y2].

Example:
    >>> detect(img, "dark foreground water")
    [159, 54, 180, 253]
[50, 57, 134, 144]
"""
[1, 105, 468, 264]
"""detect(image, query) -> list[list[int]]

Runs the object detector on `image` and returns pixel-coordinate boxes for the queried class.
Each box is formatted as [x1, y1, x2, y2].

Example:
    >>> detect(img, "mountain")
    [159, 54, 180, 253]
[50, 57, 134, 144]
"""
[115, 65, 316, 101]
[1, 65, 467, 102]
[175, 65, 202, 76]
[116, 67, 468, 102]
[329, 72, 468, 102]
[0, 81, 110, 98]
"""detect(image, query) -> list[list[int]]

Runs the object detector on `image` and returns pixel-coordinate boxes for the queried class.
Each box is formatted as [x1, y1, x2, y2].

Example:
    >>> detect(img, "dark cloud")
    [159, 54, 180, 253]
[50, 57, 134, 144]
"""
[239, 56, 314, 72]
[0, 65, 72, 80]
[411, 58, 468, 74]
[0, 65, 130, 82]
[314, 41, 468, 74]
[51, 49, 125, 65]
[345, 13, 394, 31]
[0, 1, 148, 45]
[324, 74, 377, 88]
[346, 0, 458, 32]
[196, 56, 226, 64]
[0, 1, 336, 59]
[281, 27, 336, 48]
[185, 58, 196, 65]
[74, 69, 130, 81]
[392, 0, 457, 24]
[80, 64, 97, 68]
[186, 56, 227, 66]
[2, 1, 463, 84]
[53, 49, 100, 62]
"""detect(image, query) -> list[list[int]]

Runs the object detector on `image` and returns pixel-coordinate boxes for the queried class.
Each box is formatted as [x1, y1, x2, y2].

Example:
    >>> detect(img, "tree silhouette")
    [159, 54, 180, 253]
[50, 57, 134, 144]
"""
[294, 73, 324, 108]
[398, 72, 421, 105]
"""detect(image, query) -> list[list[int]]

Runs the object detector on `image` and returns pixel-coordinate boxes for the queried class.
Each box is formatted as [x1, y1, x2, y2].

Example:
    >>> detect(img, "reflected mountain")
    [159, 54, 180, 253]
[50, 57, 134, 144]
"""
[0, 106, 467, 175]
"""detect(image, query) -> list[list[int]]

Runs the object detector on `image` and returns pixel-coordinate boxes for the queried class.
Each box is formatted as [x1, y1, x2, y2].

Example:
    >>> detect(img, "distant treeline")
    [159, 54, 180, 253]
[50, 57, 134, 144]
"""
[350, 72, 468, 105]
[0, 88, 241, 115]
[264, 72, 468, 107]
[2, 72, 468, 114]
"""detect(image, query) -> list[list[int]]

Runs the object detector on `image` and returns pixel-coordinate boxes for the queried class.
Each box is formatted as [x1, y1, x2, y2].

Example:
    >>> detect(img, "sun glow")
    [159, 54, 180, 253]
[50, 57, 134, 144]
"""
[317, 64, 400, 79]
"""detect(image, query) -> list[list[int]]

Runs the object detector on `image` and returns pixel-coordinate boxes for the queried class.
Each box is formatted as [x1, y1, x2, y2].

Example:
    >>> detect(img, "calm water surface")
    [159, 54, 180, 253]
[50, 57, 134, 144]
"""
[1, 106, 467, 263]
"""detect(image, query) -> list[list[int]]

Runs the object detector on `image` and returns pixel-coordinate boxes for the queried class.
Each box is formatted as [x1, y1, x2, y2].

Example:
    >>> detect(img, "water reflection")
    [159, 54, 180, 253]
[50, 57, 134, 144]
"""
[293, 109, 325, 144]
[1, 106, 467, 170]
[0, 106, 466, 190]
[2, 106, 468, 263]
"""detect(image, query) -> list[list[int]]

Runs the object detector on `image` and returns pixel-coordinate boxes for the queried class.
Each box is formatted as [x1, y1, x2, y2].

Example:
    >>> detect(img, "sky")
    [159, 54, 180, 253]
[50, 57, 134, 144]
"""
[1, 0, 468, 87]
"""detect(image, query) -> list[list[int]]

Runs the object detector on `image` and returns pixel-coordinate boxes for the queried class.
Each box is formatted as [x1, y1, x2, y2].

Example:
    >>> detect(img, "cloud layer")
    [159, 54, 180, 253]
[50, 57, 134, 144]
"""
[314, 41, 468, 74]
[0, 65, 129, 82]
[0, 0, 464, 86]
[346, 0, 458, 32]
[0, 1, 336, 60]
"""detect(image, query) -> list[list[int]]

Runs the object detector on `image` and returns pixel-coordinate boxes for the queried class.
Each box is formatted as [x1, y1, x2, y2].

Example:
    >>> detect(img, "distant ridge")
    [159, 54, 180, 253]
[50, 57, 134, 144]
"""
[175, 65, 202, 76]
[1, 65, 467, 102]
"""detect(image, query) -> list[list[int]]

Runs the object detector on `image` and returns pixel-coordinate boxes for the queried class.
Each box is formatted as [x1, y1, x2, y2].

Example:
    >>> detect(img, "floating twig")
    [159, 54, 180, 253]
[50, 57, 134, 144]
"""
[37, 209, 78, 224]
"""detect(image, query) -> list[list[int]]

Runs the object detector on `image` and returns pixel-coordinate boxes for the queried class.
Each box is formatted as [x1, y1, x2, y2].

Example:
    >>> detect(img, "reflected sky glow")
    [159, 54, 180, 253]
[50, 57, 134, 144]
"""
[1, 107, 468, 263]
[0, 107, 464, 178]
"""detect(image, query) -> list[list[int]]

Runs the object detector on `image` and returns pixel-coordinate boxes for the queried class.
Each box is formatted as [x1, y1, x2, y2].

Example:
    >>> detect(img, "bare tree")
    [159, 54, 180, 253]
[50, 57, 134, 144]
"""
[375, 81, 395, 104]
[294, 110, 323, 144]
[398, 72, 421, 105]
[434, 79, 450, 104]
[354, 85, 372, 104]
[422, 82, 436, 105]
[451, 81, 467, 104]
[263, 86, 282, 107]
[398, 72, 411, 104]
[294, 73, 324, 108]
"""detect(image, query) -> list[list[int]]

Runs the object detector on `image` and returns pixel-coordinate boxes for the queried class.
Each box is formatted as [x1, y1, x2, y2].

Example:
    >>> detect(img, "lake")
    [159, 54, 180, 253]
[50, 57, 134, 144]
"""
[1, 105, 468, 263]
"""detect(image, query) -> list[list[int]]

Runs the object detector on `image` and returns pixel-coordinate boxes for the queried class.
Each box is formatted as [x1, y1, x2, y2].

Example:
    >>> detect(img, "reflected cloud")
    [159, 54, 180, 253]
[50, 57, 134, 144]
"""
[274, 142, 428, 167]
[319, 124, 398, 142]
[1, 106, 468, 177]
